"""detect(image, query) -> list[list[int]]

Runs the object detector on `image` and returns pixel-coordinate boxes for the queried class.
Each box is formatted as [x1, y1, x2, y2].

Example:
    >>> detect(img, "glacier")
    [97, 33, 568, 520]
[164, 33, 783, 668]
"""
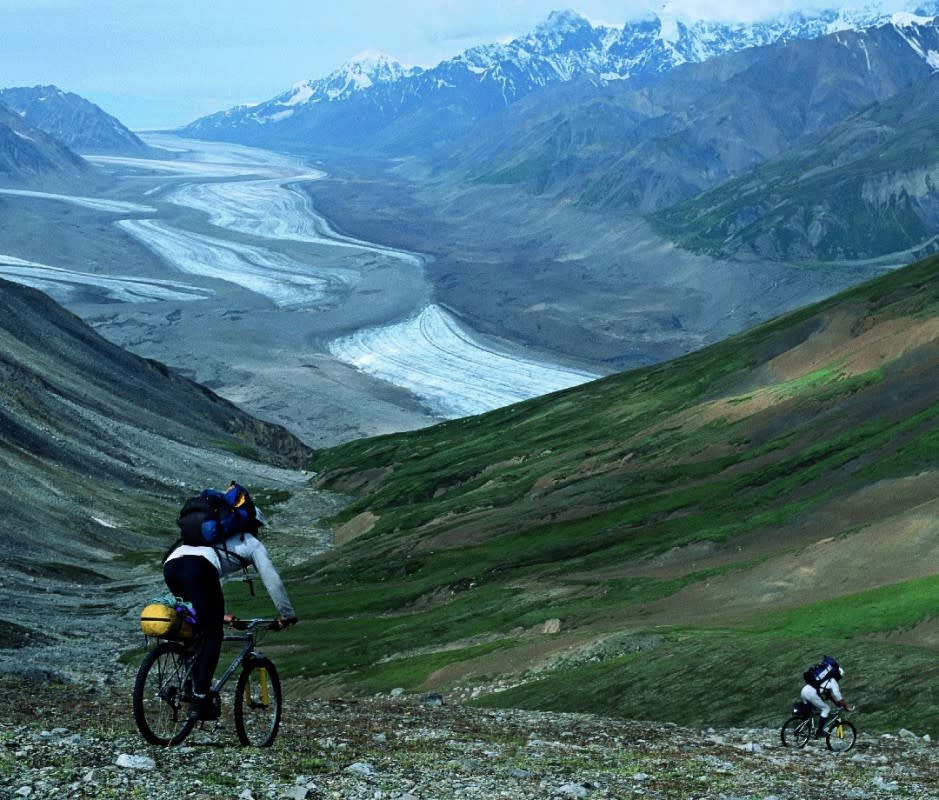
[65, 135, 602, 420]
[328, 304, 599, 418]
[0, 255, 209, 304]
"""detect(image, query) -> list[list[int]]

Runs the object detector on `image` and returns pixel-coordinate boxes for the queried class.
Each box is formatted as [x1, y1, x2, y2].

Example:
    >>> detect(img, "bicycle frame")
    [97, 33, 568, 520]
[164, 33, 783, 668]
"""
[815, 706, 847, 730]
[212, 628, 262, 696]
[782, 703, 855, 752]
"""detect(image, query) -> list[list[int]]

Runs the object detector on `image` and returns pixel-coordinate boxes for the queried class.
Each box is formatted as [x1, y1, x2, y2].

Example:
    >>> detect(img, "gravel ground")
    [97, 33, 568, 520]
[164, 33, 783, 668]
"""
[2, 680, 937, 800]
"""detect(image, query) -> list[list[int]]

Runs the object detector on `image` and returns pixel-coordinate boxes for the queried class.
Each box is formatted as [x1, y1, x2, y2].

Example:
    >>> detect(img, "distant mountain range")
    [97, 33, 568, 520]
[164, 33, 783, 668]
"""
[464, 14, 939, 260]
[2, 6, 937, 260]
[177, 3, 939, 263]
[654, 69, 939, 261]
[180, 3, 939, 153]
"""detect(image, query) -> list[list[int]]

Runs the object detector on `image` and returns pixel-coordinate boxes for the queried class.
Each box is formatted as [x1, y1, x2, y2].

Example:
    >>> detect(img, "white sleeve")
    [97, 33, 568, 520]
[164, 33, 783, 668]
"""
[826, 678, 843, 702]
[219, 534, 296, 619]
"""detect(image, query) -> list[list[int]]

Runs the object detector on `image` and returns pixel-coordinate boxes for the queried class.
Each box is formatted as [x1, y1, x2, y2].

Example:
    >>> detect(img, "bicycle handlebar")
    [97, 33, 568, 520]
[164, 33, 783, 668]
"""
[229, 617, 279, 631]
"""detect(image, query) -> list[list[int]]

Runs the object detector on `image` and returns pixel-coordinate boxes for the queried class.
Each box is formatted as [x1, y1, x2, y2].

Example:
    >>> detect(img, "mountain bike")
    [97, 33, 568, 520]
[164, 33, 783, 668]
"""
[133, 617, 283, 747]
[781, 703, 856, 752]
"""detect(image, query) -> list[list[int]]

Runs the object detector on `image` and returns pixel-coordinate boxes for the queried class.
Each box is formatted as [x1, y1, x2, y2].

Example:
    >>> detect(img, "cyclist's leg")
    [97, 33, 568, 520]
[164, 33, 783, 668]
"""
[163, 555, 225, 696]
[800, 685, 829, 738]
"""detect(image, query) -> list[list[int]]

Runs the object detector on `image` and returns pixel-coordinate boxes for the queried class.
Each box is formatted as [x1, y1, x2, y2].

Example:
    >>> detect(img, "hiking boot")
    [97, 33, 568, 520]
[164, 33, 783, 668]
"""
[202, 693, 221, 721]
[188, 691, 220, 721]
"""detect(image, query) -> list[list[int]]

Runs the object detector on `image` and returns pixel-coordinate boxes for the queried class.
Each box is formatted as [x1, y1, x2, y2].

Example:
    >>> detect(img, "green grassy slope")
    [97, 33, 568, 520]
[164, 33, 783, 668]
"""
[275, 254, 939, 734]
[652, 75, 939, 261]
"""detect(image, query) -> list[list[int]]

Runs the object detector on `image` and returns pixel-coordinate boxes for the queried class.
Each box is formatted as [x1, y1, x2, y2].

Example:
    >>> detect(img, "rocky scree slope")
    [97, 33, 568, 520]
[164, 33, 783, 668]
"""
[0, 279, 315, 676]
[1, 682, 937, 800]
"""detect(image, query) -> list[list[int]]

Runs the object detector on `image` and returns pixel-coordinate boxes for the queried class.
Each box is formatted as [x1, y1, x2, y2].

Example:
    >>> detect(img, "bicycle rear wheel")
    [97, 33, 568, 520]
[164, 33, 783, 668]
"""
[826, 719, 857, 752]
[780, 716, 812, 747]
[133, 641, 198, 746]
[234, 656, 282, 746]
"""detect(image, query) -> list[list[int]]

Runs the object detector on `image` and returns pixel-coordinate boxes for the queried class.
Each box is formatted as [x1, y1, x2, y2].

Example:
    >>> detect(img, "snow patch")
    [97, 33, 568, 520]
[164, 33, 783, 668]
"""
[263, 109, 295, 123]
[284, 82, 315, 106]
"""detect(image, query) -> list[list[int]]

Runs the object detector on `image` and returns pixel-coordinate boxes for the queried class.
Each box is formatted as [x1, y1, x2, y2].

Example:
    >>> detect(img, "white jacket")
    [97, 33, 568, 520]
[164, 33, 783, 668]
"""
[818, 676, 844, 703]
[165, 533, 296, 619]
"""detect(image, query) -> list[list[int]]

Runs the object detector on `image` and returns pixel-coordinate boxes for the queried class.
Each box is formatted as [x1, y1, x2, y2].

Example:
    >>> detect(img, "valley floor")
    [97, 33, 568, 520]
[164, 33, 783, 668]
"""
[1, 679, 934, 799]
[0, 135, 889, 449]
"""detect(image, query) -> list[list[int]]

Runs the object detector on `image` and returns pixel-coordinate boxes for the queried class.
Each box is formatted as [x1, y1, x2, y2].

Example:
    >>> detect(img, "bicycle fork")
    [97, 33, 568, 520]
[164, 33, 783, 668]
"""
[243, 665, 271, 709]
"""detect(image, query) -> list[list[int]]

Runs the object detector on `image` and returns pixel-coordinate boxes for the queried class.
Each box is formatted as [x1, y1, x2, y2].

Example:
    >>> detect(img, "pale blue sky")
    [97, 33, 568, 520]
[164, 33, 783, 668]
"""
[0, 0, 916, 130]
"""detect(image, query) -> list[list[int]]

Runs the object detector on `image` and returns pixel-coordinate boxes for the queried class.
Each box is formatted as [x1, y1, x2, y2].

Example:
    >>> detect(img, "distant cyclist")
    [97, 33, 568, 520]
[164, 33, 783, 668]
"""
[801, 655, 852, 738]
[162, 481, 298, 718]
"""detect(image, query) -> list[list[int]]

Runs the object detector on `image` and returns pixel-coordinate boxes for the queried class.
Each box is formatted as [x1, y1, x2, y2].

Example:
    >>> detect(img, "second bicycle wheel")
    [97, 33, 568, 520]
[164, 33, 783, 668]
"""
[132, 641, 198, 746]
[234, 656, 282, 746]
[826, 720, 857, 752]
[780, 716, 812, 748]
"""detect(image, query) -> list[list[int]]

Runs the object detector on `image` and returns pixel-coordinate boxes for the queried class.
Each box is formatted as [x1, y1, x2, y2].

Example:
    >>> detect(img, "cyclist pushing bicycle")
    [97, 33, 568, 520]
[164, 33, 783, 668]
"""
[161, 482, 298, 721]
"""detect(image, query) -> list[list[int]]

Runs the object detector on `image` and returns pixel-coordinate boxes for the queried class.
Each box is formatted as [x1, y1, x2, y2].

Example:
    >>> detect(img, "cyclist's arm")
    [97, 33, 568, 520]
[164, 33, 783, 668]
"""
[825, 678, 852, 710]
[235, 536, 298, 621]
[825, 678, 844, 703]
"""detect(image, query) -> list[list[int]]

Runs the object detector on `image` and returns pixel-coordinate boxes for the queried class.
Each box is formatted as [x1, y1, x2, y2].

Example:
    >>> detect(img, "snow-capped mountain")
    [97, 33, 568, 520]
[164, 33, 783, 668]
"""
[180, 2, 939, 151]
[275, 53, 421, 107]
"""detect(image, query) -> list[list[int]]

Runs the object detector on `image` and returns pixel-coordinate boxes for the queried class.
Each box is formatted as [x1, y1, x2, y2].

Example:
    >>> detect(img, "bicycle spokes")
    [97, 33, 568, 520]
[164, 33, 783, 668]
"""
[133, 643, 198, 746]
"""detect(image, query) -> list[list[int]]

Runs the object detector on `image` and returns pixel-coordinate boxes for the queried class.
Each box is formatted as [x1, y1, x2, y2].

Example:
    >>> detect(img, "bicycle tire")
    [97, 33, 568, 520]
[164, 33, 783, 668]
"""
[826, 719, 857, 752]
[133, 641, 198, 746]
[780, 716, 812, 748]
[234, 656, 282, 747]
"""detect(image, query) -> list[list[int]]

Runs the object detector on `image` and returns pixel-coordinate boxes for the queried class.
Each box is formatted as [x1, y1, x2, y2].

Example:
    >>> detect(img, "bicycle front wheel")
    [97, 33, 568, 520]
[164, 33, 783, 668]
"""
[133, 641, 198, 746]
[234, 656, 282, 747]
[826, 719, 857, 752]
[781, 716, 812, 748]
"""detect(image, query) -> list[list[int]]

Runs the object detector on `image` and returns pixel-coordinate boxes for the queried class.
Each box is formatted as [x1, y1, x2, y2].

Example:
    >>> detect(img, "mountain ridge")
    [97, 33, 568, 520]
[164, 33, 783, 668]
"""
[653, 70, 939, 260]
[0, 84, 155, 156]
[0, 277, 311, 573]
[0, 102, 97, 189]
[179, 3, 939, 153]
[460, 17, 939, 211]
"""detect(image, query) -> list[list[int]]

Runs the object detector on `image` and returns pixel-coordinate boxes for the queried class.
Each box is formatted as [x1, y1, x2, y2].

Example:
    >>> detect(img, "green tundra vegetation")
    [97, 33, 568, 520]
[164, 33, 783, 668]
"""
[239, 253, 939, 735]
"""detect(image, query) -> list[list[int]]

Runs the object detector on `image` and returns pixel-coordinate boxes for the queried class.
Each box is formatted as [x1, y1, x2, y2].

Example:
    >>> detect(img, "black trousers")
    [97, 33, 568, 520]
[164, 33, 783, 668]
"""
[163, 555, 225, 694]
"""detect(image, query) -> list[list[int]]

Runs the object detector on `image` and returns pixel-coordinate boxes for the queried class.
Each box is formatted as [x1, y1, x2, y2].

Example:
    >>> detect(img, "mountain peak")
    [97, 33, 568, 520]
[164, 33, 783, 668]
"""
[537, 9, 592, 32]
[0, 84, 150, 156]
[528, 9, 599, 50]
[344, 51, 406, 75]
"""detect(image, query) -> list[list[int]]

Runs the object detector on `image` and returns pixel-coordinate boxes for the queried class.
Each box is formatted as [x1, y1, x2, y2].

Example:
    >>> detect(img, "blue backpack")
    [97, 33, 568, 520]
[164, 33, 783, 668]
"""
[176, 482, 261, 546]
[803, 655, 839, 689]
